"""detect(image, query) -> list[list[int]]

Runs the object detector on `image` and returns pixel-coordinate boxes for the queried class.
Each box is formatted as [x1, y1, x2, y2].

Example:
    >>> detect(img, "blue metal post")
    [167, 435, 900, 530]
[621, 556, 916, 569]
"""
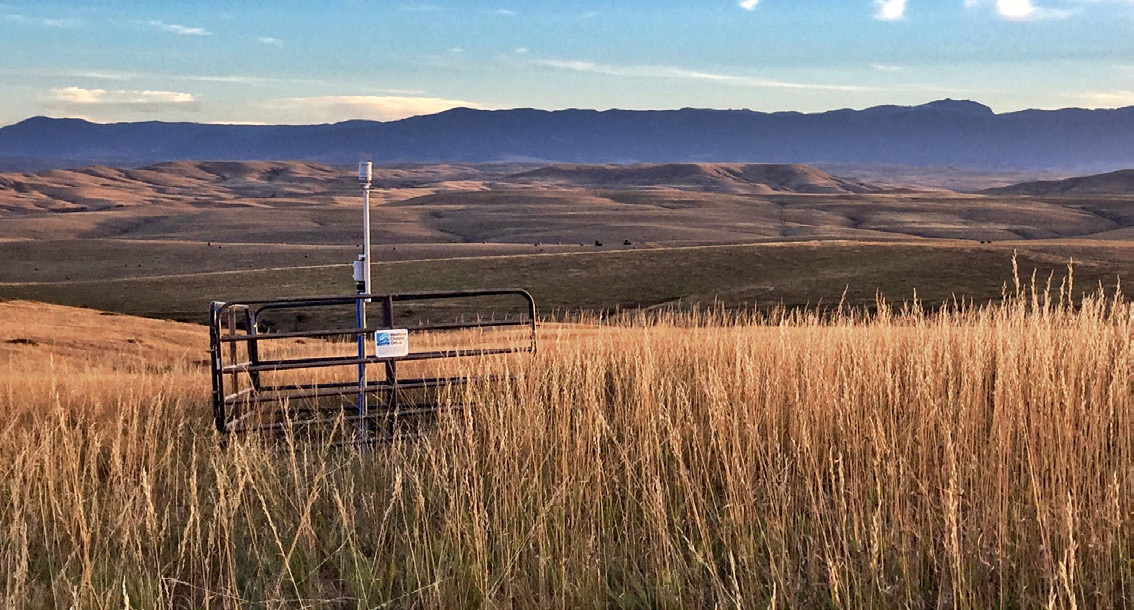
[356, 295, 366, 436]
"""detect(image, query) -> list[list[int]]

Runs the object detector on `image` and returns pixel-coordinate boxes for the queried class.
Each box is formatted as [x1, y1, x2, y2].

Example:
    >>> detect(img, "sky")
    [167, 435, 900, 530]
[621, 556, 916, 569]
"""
[0, 0, 1131, 126]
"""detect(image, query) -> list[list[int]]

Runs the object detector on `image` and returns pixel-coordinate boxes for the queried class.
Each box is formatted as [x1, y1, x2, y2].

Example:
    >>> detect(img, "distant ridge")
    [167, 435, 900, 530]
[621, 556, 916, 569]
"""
[0, 99, 1131, 172]
[508, 163, 886, 194]
[984, 169, 1134, 195]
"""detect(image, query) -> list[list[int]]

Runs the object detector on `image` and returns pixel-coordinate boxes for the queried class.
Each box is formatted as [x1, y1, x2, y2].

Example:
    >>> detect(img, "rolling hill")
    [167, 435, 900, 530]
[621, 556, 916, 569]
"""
[0, 161, 349, 213]
[984, 169, 1134, 195]
[506, 163, 888, 194]
[0, 160, 1130, 293]
[0, 160, 896, 215]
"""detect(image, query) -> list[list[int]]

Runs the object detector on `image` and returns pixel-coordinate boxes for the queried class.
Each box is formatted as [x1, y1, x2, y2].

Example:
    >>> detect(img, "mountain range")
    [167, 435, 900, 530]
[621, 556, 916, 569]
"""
[0, 99, 1131, 172]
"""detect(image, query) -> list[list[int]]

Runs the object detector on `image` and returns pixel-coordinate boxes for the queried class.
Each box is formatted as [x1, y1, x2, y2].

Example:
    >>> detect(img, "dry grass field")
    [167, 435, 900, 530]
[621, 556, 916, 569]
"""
[1, 161, 1131, 608]
[0, 267, 1129, 608]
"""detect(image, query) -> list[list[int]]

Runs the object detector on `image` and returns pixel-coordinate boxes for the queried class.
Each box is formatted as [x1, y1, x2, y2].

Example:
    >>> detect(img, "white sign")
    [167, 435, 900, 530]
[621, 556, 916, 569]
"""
[374, 329, 409, 359]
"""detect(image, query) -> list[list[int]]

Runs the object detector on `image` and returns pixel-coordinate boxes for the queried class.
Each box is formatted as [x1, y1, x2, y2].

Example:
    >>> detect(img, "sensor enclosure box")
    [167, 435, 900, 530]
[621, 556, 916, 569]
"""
[352, 256, 365, 282]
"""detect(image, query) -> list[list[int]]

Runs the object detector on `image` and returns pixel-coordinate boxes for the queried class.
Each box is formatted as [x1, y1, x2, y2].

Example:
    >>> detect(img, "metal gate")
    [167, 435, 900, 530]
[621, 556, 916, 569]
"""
[208, 289, 537, 437]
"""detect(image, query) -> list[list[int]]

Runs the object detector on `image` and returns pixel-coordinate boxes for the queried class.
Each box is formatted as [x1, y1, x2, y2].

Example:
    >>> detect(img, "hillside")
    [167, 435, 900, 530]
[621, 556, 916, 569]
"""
[507, 163, 887, 194]
[0, 160, 1129, 287]
[1, 100, 1131, 171]
[0, 298, 204, 366]
[984, 169, 1134, 195]
[0, 161, 351, 213]
[0, 160, 893, 215]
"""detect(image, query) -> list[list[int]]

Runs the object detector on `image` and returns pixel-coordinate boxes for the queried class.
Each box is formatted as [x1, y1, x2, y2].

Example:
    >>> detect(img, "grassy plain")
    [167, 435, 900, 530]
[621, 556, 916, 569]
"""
[0, 277, 1129, 608]
[2, 240, 1131, 326]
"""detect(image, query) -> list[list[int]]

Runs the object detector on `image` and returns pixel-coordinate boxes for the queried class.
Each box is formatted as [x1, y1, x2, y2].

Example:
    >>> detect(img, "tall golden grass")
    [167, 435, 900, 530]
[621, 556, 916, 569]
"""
[0, 275, 1129, 609]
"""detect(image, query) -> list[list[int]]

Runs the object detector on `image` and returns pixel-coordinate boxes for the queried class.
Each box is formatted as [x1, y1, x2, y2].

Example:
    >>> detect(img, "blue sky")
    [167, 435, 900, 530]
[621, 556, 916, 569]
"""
[0, 0, 1131, 126]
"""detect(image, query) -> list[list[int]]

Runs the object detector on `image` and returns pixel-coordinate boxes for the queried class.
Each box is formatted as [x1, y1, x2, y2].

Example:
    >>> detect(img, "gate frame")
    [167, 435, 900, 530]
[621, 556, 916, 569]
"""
[208, 289, 537, 435]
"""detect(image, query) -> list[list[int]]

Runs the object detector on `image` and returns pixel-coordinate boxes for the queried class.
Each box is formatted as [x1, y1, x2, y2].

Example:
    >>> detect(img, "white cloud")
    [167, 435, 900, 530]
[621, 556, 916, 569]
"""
[45, 69, 295, 85]
[144, 20, 210, 36]
[264, 95, 485, 122]
[4, 14, 83, 27]
[47, 87, 201, 113]
[998, 0, 1037, 17]
[965, 0, 1074, 19]
[529, 59, 879, 92]
[491, 8, 517, 15]
[257, 37, 283, 46]
[738, 0, 759, 10]
[9, 68, 367, 89]
[181, 74, 270, 84]
[871, 63, 905, 72]
[59, 69, 143, 81]
[514, 47, 529, 55]
[874, 0, 907, 20]
[41, 17, 81, 27]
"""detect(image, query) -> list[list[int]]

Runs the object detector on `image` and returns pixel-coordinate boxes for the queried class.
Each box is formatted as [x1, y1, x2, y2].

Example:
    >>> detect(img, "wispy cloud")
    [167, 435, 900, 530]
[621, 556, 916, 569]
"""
[264, 95, 484, 122]
[874, 0, 907, 20]
[143, 20, 210, 36]
[965, 0, 1074, 20]
[25, 68, 317, 86]
[871, 63, 905, 72]
[3, 14, 84, 27]
[528, 59, 880, 92]
[398, 4, 443, 12]
[180, 74, 274, 84]
[738, 0, 759, 10]
[58, 69, 143, 81]
[490, 8, 517, 16]
[256, 37, 283, 47]
[47, 86, 201, 112]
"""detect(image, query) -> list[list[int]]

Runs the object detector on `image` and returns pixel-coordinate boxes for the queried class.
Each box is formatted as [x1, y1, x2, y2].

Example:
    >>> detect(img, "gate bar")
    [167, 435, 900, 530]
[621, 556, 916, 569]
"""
[209, 289, 536, 436]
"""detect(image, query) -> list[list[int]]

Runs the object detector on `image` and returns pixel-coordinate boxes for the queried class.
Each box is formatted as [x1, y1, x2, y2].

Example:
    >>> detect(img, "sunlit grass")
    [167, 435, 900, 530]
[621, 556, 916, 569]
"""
[0, 275, 1128, 609]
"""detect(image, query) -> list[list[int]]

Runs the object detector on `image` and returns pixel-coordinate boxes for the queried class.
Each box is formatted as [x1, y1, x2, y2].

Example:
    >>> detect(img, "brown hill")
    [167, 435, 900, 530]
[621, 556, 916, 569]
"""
[0, 160, 355, 213]
[0, 298, 205, 367]
[984, 169, 1134, 195]
[507, 163, 889, 194]
[0, 161, 893, 215]
[0, 161, 521, 215]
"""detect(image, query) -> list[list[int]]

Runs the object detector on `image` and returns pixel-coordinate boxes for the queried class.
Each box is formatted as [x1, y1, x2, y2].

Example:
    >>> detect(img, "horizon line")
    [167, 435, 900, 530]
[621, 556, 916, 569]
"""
[5, 98, 1134, 129]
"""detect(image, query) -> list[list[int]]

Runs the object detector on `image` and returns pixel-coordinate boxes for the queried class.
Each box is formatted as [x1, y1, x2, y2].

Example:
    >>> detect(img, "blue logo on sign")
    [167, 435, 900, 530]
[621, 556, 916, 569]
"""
[376, 333, 391, 346]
